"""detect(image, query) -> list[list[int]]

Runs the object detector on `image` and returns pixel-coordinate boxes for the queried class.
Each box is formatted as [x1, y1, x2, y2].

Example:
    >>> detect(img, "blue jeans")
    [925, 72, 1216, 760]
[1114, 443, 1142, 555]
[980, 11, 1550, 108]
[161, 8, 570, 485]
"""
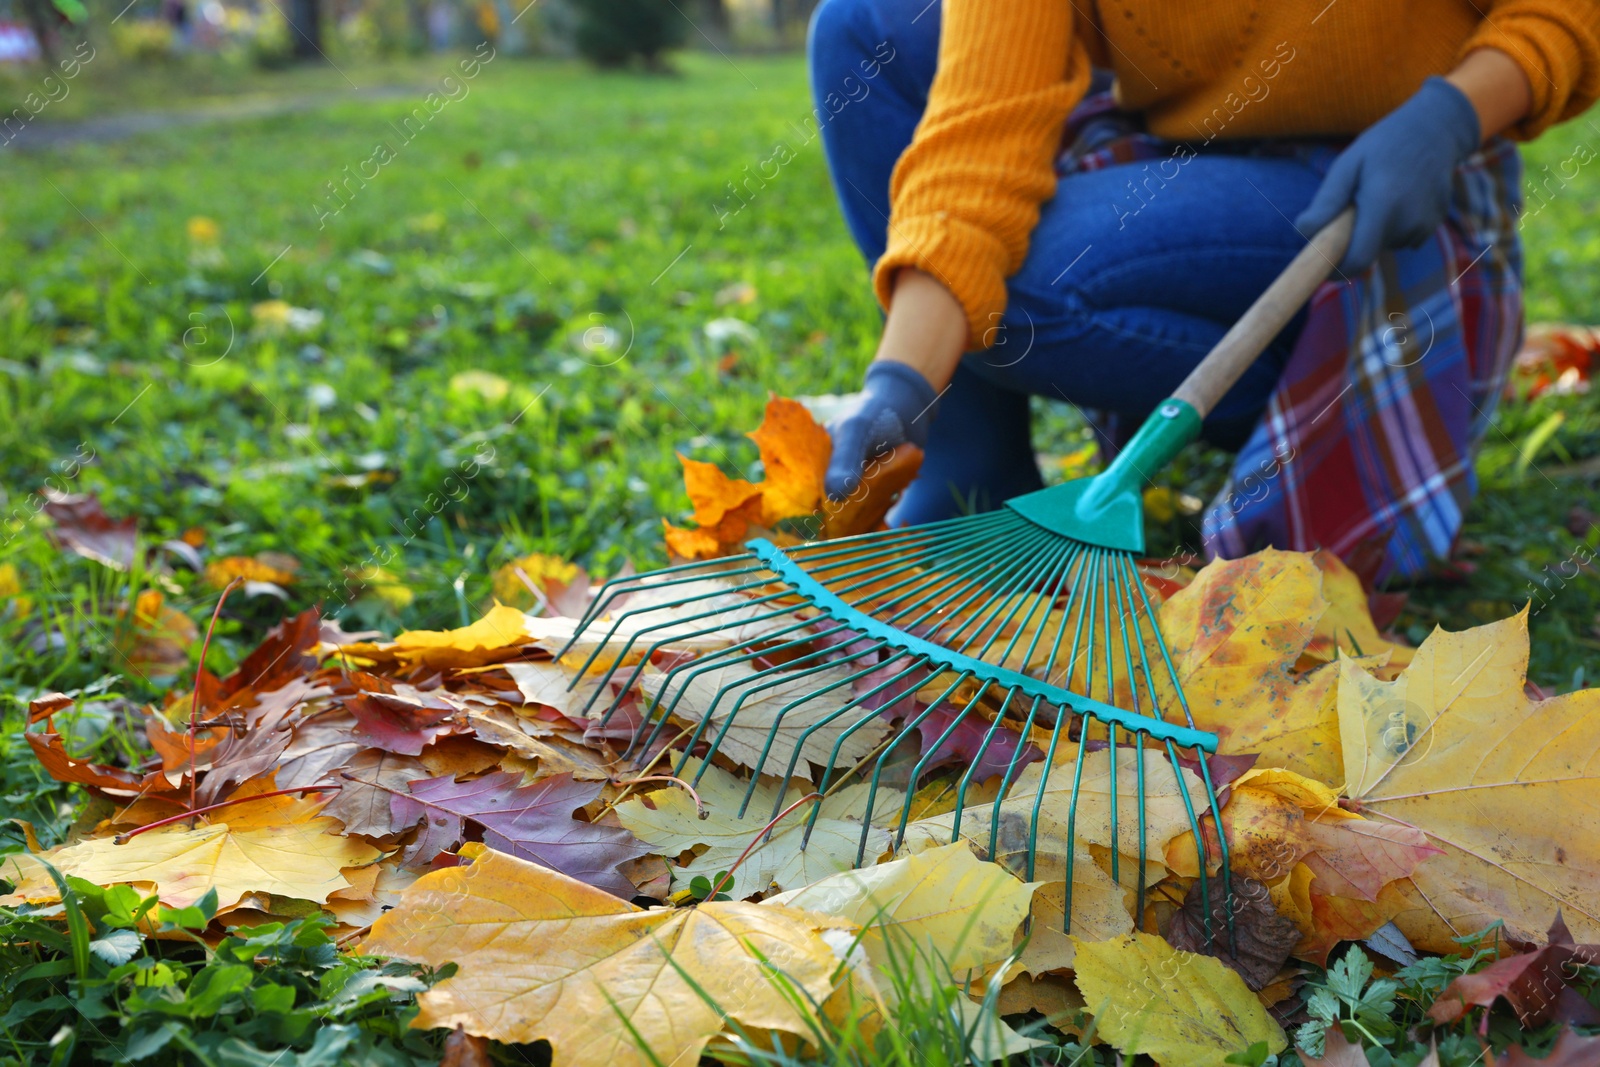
[809, 0, 1328, 524]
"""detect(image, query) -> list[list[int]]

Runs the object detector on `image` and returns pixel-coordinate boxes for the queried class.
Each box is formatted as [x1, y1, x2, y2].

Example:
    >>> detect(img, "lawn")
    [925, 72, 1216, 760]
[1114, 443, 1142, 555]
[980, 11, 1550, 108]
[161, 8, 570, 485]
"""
[0, 47, 1598, 1065]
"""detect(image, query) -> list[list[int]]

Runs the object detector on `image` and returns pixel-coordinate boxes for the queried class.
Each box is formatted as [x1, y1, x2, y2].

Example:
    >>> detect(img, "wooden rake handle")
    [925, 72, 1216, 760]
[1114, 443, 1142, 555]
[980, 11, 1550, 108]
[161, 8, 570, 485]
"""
[1172, 207, 1355, 418]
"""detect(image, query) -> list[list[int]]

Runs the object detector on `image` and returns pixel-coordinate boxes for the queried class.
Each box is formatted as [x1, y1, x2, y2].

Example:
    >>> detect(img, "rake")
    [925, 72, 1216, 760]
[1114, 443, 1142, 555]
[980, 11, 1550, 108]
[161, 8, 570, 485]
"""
[560, 210, 1354, 936]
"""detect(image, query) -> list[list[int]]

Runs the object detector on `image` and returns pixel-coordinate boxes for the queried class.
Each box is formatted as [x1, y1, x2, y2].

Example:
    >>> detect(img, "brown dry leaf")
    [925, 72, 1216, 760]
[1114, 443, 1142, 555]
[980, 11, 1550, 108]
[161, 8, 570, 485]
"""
[991, 971, 1085, 1028]
[1017, 870, 1133, 975]
[1301, 1028, 1374, 1066]
[326, 749, 428, 837]
[43, 490, 137, 569]
[505, 660, 603, 717]
[1339, 608, 1600, 952]
[416, 736, 506, 778]
[1157, 550, 1347, 784]
[496, 737, 615, 783]
[362, 843, 850, 1066]
[1165, 876, 1301, 991]
[24, 731, 165, 798]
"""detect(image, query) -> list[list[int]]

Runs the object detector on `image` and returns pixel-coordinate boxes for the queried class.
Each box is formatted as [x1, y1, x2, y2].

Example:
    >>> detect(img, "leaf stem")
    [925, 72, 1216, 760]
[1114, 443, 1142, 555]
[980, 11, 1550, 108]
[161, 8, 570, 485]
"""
[614, 775, 708, 819]
[189, 577, 243, 820]
[114, 785, 339, 844]
[709, 791, 821, 901]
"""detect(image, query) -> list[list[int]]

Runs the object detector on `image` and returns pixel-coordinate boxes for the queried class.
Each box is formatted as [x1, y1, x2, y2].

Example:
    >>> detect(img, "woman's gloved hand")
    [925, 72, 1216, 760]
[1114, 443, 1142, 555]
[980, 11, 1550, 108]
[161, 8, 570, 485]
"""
[824, 360, 939, 500]
[1295, 76, 1481, 275]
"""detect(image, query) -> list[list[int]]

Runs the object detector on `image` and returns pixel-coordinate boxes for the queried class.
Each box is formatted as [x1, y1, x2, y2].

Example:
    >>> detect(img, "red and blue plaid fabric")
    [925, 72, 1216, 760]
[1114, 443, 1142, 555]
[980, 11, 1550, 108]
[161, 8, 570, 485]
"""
[1056, 86, 1525, 584]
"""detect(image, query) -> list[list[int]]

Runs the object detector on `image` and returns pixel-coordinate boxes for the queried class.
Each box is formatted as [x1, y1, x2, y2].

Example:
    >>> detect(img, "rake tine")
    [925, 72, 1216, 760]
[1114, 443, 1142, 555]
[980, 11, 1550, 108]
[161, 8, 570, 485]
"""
[837, 522, 1049, 625]
[1059, 721, 1093, 933]
[1108, 554, 1152, 913]
[934, 530, 1066, 654]
[560, 557, 767, 662]
[656, 635, 890, 782]
[796, 664, 970, 844]
[569, 578, 793, 707]
[1117, 554, 1234, 945]
[891, 679, 997, 850]
[765, 652, 932, 823]
[858, 677, 992, 866]
[990, 541, 1086, 670]
[628, 616, 849, 739]
[578, 588, 813, 720]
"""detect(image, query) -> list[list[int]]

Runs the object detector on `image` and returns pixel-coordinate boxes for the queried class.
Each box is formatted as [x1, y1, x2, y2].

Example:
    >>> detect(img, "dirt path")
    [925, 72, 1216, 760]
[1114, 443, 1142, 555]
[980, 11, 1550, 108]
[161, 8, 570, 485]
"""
[9, 85, 420, 150]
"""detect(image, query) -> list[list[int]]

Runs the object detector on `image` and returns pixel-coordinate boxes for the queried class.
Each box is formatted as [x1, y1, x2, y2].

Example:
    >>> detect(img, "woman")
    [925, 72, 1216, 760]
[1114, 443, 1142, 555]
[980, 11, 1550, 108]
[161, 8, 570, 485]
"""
[811, 0, 1600, 582]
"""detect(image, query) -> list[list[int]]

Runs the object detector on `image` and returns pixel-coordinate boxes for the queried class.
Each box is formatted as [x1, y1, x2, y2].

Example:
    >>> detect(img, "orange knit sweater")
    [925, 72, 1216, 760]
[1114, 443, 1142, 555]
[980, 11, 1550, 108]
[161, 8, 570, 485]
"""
[875, 0, 1600, 349]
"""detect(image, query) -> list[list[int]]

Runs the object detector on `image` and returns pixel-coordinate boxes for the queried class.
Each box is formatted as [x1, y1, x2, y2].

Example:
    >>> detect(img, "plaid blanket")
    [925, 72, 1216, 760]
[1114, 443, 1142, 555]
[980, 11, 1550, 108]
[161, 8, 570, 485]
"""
[1056, 87, 1525, 585]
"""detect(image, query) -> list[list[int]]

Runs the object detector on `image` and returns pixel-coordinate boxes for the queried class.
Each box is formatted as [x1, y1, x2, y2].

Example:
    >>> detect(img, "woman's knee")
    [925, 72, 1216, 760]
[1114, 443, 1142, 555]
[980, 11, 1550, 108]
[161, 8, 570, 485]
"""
[810, 0, 936, 93]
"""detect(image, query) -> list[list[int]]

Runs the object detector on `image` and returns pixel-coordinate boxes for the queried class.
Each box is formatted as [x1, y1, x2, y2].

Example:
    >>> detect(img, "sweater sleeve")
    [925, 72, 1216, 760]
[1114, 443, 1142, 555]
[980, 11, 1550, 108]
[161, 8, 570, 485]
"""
[1460, 1, 1600, 139]
[872, 0, 1090, 350]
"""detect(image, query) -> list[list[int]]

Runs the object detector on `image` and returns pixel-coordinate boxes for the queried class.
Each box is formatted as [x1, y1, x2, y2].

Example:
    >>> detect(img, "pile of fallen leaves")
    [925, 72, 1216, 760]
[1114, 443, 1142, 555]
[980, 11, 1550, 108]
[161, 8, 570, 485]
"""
[6, 399, 1600, 1067]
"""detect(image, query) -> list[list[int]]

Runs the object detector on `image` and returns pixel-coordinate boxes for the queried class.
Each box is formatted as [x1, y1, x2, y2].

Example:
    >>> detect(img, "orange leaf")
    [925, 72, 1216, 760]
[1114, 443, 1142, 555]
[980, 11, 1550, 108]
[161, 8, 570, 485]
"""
[678, 453, 763, 528]
[662, 520, 722, 562]
[747, 396, 830, 524]
[1295, 878, 1414, 966]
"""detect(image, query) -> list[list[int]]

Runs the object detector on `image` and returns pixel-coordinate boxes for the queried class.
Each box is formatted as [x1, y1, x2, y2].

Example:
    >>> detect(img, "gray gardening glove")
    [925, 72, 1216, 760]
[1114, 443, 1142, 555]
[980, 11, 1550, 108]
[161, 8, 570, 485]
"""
[1295, 76, 1481, 274]
[824, 361, 939, 500]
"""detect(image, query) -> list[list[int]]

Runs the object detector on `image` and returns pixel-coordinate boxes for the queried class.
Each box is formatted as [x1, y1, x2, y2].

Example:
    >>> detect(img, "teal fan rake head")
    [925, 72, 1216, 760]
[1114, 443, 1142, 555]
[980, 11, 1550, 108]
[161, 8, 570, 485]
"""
[559, 210, 1354, 940]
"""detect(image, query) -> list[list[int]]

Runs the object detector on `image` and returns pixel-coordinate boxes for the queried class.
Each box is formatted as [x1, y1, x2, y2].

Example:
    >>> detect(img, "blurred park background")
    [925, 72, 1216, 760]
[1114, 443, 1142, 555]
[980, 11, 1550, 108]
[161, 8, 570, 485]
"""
[0, 0, 1595, 761]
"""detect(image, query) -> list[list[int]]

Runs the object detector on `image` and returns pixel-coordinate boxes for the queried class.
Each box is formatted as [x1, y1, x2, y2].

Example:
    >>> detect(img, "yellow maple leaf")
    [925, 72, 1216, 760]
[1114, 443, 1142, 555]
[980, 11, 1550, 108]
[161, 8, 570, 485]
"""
[362, 843, 849, 1066]
[767, 841, 1035, 976]
[1338, 607, 1600, 951]
[768, 842, 1050, 1059]
[1301, 550, 1414, 670]
[1072, 932, 1285, 1067]
[0, 818, 378, 909]
[351, 603, 532, 669]
[747, 395, 831, 524]
[1157, 550, 1347, 784]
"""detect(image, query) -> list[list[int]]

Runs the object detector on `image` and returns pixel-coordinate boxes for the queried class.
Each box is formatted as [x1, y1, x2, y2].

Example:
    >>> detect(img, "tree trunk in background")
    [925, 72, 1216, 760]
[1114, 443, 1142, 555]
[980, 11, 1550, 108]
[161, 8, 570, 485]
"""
[287, 0, 323, 58]
[18, 0, 57, 66]
[695, 0, 729, 48]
